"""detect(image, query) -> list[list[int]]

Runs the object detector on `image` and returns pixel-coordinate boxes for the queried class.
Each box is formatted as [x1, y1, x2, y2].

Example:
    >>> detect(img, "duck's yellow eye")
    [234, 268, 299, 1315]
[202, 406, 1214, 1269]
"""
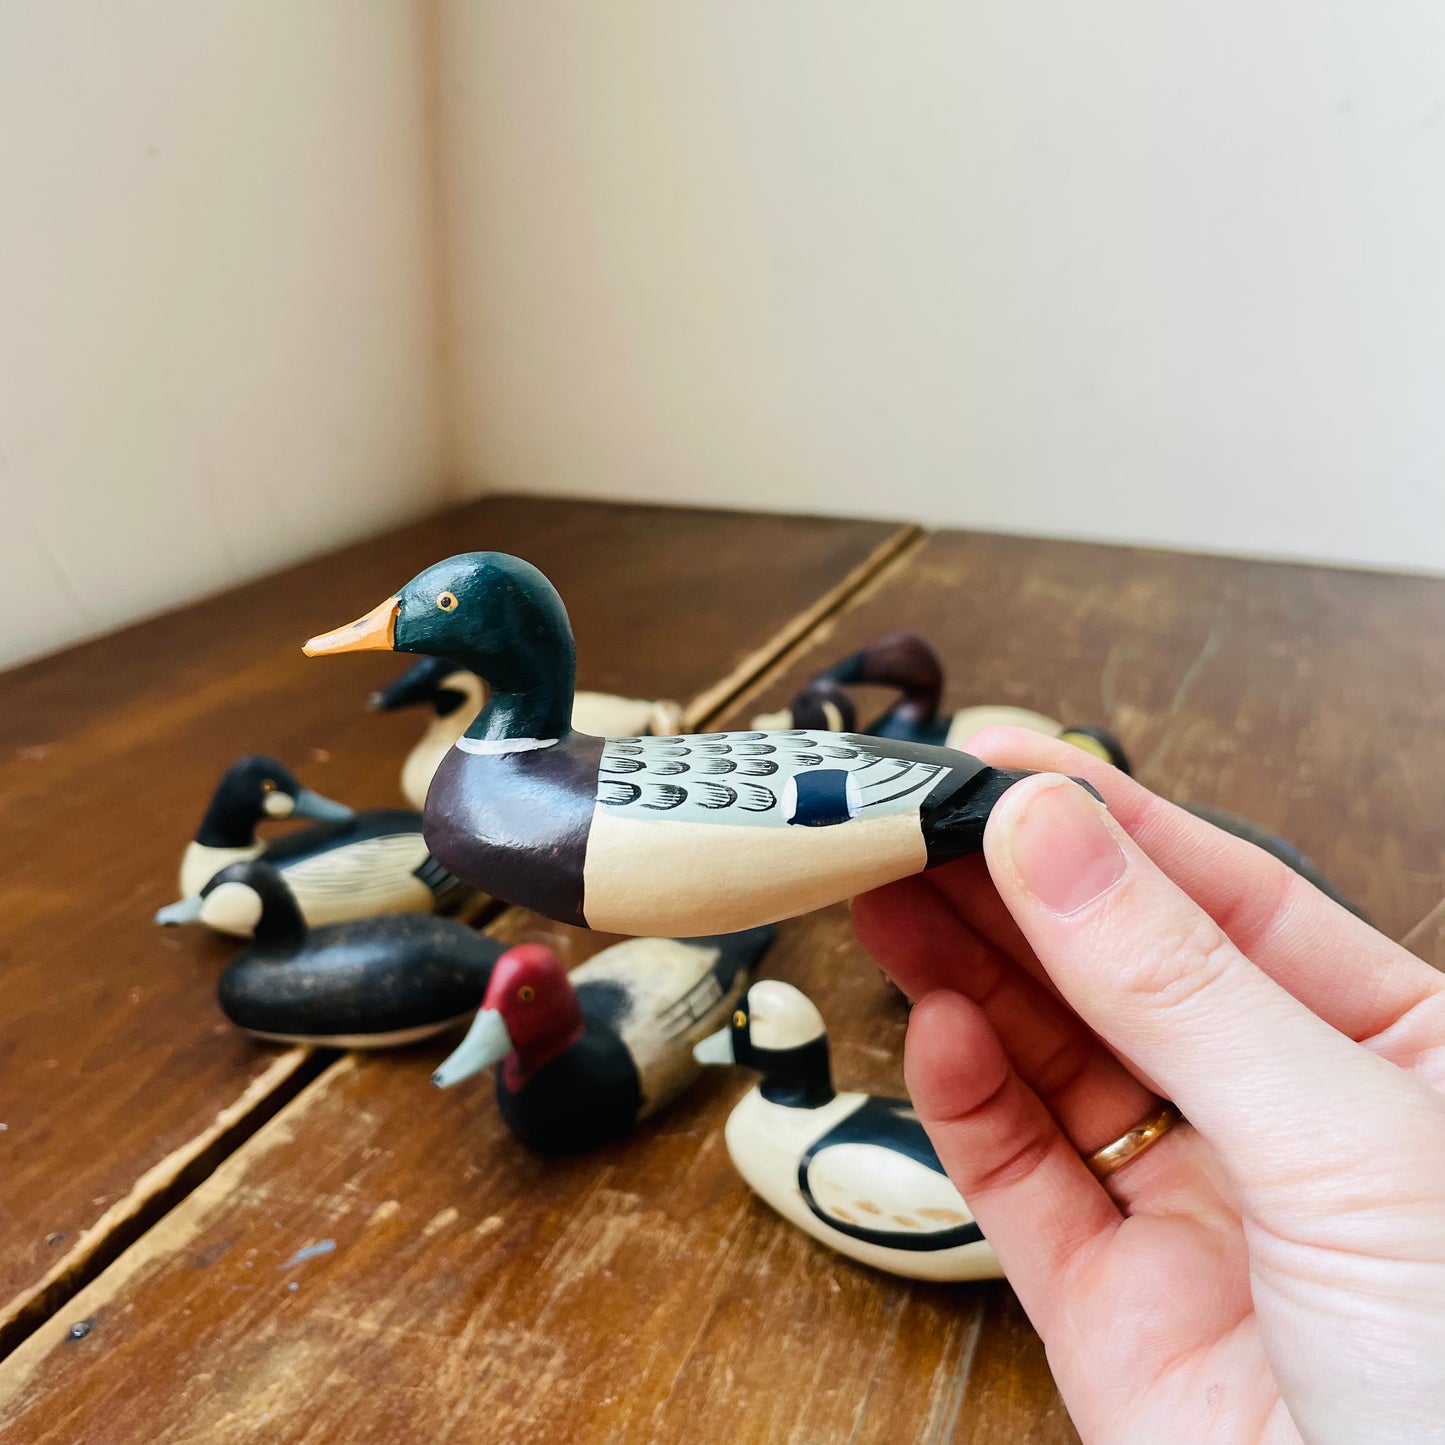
[518, 985, 535, 1003]
[260, 779, 277, 795]
[437, 591, 458, 612]
[733, 1010, 747, 1028]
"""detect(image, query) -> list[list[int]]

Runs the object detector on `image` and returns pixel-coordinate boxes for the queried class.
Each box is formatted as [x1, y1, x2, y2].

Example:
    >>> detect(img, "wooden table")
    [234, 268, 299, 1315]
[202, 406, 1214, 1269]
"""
[2, 497, 1441, 1444]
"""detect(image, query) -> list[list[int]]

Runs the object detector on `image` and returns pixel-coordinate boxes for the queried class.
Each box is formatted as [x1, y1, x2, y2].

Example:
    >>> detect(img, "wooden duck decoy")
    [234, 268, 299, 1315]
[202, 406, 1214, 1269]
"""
[302, 553, 1091, 937]
[370, 656, 687, 811]
[694, 980, 1000, 1282]
[159, 757, 471, 937]
[174, 754, 354, 897]
[197, 861, 505, 1046]
[432, 925, 777, 1155]
[752, 630, 1131, 770]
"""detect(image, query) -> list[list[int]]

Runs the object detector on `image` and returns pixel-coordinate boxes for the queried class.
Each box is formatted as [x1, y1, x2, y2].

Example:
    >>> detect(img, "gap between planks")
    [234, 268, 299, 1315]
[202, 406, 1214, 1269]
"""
[705, 525, 930, 726]
[0, 1048, 332, 1362]
[685, 524, 927, 727]
[0, 519, 926, 1364]
[0, 1057, 372, 1417]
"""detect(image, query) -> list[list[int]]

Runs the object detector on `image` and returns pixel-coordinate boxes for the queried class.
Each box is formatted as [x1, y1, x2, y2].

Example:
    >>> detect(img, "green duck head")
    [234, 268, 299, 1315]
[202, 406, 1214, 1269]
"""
[305, 552, 577, 742]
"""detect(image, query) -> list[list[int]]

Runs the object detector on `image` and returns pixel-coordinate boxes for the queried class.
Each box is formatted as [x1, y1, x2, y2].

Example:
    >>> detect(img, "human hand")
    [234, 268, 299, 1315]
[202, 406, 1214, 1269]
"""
[852, 728, 1445, 1445]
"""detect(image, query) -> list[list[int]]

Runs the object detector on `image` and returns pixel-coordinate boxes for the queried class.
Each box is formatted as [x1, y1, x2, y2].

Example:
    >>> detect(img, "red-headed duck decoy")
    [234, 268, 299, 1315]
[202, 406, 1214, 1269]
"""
[433, 926, 776, 1154]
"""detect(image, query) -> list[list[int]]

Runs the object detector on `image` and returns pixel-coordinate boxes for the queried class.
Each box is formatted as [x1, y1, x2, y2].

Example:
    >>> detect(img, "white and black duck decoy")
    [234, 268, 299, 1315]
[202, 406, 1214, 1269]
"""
[752, 631, 1131, 769]
[201, 861, 505, 1047]
[694, 980, 1000, 1282]
[370, 656, 686, 811]
[302, 554, 1092, 937]
[159, 756, 471, 937]
[174, 754, 354, 897]
[432, 926, 776, 1155]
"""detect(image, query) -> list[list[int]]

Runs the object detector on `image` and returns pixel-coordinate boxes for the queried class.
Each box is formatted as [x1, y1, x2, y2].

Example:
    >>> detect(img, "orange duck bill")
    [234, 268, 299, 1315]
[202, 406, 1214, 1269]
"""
[303, 596, 400, 656]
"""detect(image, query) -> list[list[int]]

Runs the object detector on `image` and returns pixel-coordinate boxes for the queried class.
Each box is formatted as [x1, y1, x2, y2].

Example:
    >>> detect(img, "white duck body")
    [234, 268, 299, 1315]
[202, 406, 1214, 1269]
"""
[398, 669, 684, 812]
[575, 730, 1005, 937]
[180, 840, 263, 897]
[724, 1089, 999, 1282]
[164, 812, 468, 938]
[398, 670, 487, 812]
[697, 980, 999, 1283]
[941, 704, 1064, 751]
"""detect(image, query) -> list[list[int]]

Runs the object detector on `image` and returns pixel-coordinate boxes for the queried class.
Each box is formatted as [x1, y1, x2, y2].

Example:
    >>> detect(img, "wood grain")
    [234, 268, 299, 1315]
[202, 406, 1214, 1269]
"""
[0, 495, 905, 1346]
[9, 518, 1444, 1444]
[724, 529, 1445, 959]
[0, 906, 996, 1445]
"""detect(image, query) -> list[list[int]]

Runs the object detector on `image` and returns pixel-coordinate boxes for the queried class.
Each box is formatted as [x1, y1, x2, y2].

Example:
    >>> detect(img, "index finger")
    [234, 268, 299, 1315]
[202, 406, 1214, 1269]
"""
[985, 774, 1438, 1223]
[964, 727, 1445, 1070]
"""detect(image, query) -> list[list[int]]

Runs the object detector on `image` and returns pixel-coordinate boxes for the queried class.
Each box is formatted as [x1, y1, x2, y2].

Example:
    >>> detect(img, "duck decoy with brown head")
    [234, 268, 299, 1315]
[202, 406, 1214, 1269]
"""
[754, 631, 1132, 770]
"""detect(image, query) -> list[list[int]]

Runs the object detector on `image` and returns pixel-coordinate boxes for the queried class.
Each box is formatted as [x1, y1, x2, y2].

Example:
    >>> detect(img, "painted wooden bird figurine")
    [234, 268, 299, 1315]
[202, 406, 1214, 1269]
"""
[303, 553, 1088, 937]
[432, 926, 776, 1154]
[694, 980, 999, 1281]
[173, 754, 354, 897]
[370, 655, 686, 811]
[200, 861, 504, 1047]
[752, 630, 1130, 769]
[159, 755, 471, 937]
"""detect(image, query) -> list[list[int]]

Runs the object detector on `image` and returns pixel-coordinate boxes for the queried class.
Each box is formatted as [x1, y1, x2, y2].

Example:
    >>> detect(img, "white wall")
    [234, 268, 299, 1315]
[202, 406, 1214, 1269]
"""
[436, 2, 1445, 574]
[4, 2, 1441, 672]
[0, 0, 443, 668]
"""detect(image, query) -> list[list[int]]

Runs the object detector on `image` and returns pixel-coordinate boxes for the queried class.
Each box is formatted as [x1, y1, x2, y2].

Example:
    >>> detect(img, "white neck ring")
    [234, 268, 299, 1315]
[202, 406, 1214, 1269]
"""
[454, 735, 559, 756]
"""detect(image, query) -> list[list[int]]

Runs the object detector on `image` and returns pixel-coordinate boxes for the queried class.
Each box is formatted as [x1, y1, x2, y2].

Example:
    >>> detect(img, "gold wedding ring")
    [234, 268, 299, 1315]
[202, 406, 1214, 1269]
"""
[1086, 1101, 1184, 1180]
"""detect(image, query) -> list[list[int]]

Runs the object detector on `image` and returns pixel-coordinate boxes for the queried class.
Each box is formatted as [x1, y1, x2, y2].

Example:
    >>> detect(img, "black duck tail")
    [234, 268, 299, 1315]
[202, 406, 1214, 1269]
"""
[686, 924, 778, 991]
[921, 768, 1103, 868]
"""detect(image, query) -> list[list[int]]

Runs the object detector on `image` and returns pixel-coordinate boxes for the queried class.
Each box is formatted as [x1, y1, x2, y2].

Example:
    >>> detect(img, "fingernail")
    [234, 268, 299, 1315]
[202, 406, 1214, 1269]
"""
[1007, 779, 1126, 916]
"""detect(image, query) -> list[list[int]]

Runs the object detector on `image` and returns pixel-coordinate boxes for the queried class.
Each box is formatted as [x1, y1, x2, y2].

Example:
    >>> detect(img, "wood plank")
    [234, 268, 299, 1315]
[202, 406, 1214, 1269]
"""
[725, 529, 1445, 959]
[719, 529, 1445, 1440]
[0, 495, 907, 1348]
[13, 524, 1439, 1444]
[0, 906, 989, 1445]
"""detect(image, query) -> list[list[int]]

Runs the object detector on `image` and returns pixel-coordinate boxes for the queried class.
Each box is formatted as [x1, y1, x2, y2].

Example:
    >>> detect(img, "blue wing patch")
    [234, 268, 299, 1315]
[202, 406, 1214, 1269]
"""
[784, 768, 860, 827]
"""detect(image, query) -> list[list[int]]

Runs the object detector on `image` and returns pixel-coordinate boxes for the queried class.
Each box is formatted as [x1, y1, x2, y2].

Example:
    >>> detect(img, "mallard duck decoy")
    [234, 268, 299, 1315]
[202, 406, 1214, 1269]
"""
[752, 631, 1131, 770]
[302, 553, 1094, 936]
[432, 925, 776, 1155]
[175, 754, 354, 897]
[694, 980, 999, 1281]
[370, 656, 686, 811]
[195, 861, 505, 1046]
[160, 761, 472, 937]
